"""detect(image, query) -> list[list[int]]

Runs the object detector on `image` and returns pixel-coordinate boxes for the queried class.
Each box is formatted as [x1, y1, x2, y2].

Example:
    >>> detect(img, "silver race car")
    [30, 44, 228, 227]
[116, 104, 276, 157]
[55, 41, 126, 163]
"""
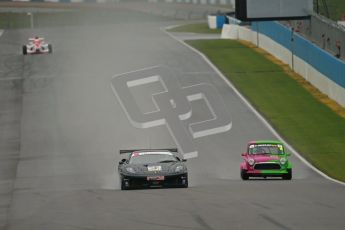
[23, 36, 52, 55]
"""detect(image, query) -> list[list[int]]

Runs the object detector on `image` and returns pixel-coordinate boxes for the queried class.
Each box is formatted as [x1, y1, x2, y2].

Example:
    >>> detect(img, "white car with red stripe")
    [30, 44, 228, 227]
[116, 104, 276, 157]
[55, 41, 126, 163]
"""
[23, 37, 52, 55]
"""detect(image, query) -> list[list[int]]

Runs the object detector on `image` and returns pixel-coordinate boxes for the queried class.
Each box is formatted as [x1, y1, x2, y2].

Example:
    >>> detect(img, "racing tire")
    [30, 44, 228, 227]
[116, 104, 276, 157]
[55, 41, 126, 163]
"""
[241, 169, 249, 180]
[48, 44, 53, 54]
[283, 169, 292, 180]
[120, 178, 130, 190]
[181, 178, 188, 188]
[183, 182, 189, 188]
[22, 46, 27, 55]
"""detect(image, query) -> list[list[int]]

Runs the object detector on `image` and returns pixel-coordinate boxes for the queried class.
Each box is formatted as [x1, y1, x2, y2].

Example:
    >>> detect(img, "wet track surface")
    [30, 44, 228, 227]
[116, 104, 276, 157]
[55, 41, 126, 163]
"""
[0, 3, 345, 230]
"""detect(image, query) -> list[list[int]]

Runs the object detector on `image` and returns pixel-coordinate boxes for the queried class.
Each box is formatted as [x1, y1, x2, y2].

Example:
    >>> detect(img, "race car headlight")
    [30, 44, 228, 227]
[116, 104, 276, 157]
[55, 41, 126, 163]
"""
[175, 165, 184, 173]
[126, 167, 136, 174]
[280, 158, 287, 165]
[248, 158, 255, 166]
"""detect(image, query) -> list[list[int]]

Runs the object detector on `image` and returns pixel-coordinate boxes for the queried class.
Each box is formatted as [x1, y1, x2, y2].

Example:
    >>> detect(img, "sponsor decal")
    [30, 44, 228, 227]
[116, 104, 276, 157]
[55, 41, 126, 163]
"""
[147, 165, 162, 172]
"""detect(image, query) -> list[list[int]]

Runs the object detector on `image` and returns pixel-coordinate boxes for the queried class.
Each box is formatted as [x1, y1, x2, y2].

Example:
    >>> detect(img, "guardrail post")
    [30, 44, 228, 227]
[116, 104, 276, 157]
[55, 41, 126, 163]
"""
[336, 41, 341, 58]
[291, 27, 295, 71]
[27, 12, 34, 29]
[256, 22, 260, 47]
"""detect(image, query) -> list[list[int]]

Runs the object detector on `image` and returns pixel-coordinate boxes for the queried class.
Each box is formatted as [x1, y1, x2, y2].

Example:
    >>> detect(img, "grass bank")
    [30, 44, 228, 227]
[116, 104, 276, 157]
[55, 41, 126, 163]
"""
[322, 0, 345, 20]
[169, 24, 345, 182]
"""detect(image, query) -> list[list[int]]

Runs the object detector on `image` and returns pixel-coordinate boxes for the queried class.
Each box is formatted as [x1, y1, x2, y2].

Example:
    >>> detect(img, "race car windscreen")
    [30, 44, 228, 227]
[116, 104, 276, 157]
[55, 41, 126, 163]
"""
[248, 144, 284, 155]
[129, 153, 178, 165]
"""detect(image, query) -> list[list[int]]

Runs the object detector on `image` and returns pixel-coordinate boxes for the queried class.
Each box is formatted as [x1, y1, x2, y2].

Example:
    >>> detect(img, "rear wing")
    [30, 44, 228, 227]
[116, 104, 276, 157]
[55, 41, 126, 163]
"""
[119, 148, 178, 154]
[29, 38, 44, 41]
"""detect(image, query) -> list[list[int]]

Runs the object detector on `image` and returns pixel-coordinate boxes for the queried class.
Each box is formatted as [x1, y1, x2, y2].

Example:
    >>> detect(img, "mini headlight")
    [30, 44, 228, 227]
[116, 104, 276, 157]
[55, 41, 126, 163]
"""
[248, 158, 255, 166]
[126, 167, 136, 173]
[280, 158, 287, 165]
[175, 165, 184, 172]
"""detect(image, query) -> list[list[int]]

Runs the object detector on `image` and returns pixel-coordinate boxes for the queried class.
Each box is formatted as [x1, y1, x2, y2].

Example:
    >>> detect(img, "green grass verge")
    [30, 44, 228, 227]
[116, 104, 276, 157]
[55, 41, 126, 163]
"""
[168, 23, 221, 34]
[186, 39, 345, 182]
[0, 13, 31, 29]
[321, 0, 345, 20]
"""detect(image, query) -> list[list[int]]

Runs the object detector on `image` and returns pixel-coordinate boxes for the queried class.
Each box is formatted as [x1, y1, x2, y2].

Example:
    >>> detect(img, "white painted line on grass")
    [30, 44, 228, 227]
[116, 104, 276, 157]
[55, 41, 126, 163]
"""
[162, 26, 345, 186]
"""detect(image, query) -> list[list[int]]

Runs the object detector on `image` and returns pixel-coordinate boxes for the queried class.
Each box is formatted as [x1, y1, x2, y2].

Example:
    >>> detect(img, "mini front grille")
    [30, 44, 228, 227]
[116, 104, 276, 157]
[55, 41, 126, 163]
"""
[254, 163, 281, 170]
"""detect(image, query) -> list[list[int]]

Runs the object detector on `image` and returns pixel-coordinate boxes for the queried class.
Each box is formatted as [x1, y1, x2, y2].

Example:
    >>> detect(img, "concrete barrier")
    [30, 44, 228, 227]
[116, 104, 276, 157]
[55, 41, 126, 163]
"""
[216, 14, 227, 28]
[207, 14, 217, 29]
[208, 14, 228, 29]
[227, 15, 240, 25]
[238, 26, 256, 44]
[221, 24, 237, 39]
[338, 21, 345, 27]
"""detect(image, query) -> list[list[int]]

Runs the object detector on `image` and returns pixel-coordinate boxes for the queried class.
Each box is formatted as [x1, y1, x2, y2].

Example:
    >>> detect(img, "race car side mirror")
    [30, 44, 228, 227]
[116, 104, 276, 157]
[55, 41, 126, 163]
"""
[241, 153, 247, 156]
[119, 159, 127, 165]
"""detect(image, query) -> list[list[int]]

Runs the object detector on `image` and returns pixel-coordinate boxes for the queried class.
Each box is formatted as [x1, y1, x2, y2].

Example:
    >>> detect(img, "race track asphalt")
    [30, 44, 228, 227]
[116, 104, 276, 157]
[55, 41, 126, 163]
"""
[0, 3, 344, 230]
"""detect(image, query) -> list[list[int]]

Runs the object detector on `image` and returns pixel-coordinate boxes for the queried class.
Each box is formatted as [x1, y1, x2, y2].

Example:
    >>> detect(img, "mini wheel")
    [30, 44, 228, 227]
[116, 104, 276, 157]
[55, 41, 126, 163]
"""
[241, 169, 249, 180]
[283, 169, 292, 180]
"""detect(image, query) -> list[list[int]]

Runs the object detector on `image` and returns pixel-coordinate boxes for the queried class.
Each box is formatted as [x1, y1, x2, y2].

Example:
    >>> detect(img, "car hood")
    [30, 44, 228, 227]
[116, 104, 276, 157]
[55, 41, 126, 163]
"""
[249, 155, 281, 163]
[122, 162, 185, 175]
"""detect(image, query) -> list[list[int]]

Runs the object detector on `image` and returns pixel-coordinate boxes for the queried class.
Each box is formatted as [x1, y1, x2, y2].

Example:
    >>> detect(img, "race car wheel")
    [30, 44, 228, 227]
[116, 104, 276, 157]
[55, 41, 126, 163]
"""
[22, 46, 27, 55]
[181, 177, 188, 188]
[48, 44, 53, 53]
[283, 169, 292, 180]
[120, 178, 130, 190]
[241, 169, 249, 180]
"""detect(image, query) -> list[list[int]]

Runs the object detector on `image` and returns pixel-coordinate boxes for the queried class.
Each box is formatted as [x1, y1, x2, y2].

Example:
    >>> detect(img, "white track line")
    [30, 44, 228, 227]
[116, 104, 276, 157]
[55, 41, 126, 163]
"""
[0, 30, 4, 38]
[162, 26, 345, 186]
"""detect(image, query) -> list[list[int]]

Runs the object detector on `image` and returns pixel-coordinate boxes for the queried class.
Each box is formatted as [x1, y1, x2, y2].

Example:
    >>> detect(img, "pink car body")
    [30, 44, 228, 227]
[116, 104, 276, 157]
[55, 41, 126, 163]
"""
[240, 140, 292, 180]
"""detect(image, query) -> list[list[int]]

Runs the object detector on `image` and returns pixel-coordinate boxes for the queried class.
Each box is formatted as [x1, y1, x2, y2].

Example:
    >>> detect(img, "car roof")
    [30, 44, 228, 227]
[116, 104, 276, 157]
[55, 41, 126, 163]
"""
[248, 140, 284, 145]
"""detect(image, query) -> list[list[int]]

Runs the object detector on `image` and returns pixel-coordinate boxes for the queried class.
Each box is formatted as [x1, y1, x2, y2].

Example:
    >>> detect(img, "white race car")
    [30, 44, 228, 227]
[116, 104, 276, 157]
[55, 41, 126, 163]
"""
[23, 37, 52, 55]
